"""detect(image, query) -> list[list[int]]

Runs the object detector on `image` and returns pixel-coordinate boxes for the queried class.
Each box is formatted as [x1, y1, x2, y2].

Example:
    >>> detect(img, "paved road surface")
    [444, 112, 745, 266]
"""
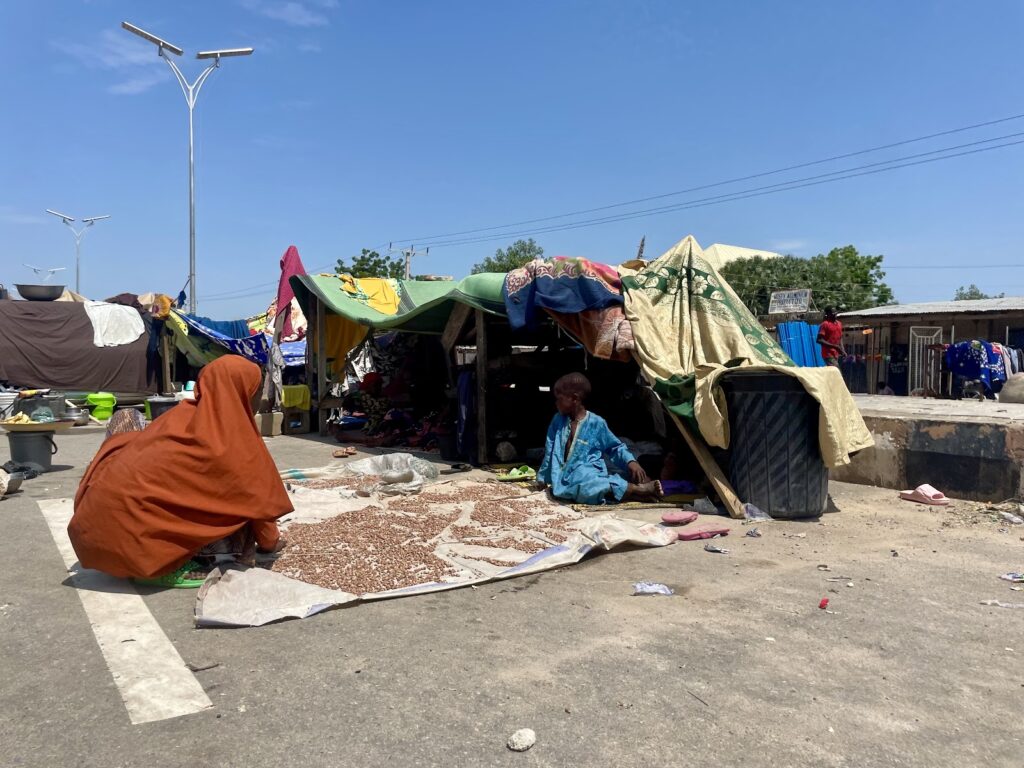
[1, 430, 1021, 767]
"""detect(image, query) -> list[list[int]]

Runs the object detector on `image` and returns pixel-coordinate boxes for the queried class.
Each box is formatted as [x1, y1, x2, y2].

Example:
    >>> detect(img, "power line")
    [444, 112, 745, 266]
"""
[385, 110, 1024, 245]
[200, 261, 336, 301]
[201, 117, 1024, 304]
[411, 136, 1024, 249]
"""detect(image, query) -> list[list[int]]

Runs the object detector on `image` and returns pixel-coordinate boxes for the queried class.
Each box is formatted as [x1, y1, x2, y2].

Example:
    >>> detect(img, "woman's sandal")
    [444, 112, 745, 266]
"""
[133, 559, 211, 589]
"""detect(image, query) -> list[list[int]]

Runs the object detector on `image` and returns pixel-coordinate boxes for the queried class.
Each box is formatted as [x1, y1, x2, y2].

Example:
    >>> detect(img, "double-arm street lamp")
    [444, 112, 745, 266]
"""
[45, 209, 110, 294]
[122, 21, 253, 314]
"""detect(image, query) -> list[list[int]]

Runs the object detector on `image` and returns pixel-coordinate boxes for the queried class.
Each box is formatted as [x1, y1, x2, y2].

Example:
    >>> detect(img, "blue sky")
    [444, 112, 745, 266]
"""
[2, 0, 1023, 318]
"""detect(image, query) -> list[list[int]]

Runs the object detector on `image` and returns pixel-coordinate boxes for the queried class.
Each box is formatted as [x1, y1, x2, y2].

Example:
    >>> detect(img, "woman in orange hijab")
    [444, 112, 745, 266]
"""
[69, 355, 293, 586]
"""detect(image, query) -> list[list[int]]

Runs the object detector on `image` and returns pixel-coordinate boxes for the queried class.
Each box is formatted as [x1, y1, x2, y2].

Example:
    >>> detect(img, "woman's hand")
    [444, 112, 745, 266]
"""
[628, 461, 649, 484]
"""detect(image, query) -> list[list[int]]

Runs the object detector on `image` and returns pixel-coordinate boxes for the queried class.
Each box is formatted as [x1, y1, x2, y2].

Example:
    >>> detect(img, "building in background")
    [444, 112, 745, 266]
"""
[838, 298, 1024, 396]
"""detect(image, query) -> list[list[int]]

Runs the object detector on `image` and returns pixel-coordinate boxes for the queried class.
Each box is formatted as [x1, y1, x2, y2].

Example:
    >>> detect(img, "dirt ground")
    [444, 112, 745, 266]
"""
[1, 430, 1022, 767]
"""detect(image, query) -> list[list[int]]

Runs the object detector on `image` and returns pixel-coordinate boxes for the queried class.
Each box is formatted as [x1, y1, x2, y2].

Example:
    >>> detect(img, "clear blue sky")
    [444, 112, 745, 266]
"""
[2, 0, 1023, 318]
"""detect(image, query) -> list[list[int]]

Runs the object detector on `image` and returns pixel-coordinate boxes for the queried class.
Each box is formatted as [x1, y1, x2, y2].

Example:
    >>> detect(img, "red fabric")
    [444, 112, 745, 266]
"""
[69, 356, 293, 579]
[275, 245, 307, 340]
[818, 319, 843, 358]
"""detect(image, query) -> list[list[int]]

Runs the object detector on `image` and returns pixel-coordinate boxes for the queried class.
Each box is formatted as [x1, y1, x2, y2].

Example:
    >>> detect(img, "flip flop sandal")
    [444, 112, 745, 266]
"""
[676, 524, 731, 541]
[497, 465, 536, 482]
[441, 463, 473, 475]
[660, 510, 699, 525]
[133, 560, 210, 589]
[899, 484, 950, 506]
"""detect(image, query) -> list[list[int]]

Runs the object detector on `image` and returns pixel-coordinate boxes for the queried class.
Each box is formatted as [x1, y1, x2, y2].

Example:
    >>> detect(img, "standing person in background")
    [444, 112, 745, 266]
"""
[877, 380, 895, 395]
[817, 307, 846, 367]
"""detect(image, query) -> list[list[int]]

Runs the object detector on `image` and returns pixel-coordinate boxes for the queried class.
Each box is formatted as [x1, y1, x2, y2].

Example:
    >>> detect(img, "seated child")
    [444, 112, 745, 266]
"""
[537, 372, 663, 504]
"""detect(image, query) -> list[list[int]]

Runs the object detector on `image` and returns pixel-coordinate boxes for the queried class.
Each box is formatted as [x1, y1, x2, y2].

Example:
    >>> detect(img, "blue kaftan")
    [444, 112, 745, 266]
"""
[537, 412, 636, 504]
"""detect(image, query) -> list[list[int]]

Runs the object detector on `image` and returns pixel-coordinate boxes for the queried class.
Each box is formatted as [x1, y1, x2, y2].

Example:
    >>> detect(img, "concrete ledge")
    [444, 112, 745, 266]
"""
[832, 395, 1024, 501]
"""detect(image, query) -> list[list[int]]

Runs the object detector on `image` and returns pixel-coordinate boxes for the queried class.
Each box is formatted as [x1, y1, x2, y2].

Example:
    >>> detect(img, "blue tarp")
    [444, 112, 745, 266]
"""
[280, 340, 305, 368]
[777, 321, 825, 367]
[176, 312, 271, 366]
[188, 315, 250, 339]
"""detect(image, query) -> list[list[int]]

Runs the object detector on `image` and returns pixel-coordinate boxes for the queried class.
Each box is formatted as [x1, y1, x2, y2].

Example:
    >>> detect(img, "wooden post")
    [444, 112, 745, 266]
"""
[666, 411, 745, 520]
[442, 303, 472, 386]
[475, 309, 488, 465]
[160, 331, 173, 394]
[316, 298, 329, 436]
[305, 303, 316, 414]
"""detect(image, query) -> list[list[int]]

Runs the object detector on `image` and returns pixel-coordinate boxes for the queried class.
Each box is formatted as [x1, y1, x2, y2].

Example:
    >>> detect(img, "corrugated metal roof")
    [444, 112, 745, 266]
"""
[703, 243, 783, 270]
[840, 297, 1024, 319]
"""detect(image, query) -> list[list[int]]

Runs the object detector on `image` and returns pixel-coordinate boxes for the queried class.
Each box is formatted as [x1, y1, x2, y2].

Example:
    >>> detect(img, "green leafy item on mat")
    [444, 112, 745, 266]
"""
[497, 465, 536, 481]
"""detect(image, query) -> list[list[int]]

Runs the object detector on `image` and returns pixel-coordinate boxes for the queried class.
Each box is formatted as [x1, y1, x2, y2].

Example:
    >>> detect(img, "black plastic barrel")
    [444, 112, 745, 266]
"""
[147, 397, 179, 421]
[719, 371, 828, 519]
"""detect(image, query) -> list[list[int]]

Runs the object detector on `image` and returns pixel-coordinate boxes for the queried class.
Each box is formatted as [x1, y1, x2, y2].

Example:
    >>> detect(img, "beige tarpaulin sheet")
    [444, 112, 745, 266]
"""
[195, 478, 675, 627]
[619, 235, 872, 469]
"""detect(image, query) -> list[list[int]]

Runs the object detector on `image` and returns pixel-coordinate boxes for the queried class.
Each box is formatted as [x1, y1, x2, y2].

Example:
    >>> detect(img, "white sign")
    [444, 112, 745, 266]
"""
[768, 289, 811, 314]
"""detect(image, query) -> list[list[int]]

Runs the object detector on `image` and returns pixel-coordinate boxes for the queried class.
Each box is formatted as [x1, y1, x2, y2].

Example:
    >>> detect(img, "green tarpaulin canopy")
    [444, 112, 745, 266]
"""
[290, 272, 507, 334]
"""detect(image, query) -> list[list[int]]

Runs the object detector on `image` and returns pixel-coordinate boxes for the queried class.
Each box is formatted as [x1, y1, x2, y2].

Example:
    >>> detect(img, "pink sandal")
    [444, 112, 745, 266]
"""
[661, 510, 699, 526]
[899, 484, 950, 506]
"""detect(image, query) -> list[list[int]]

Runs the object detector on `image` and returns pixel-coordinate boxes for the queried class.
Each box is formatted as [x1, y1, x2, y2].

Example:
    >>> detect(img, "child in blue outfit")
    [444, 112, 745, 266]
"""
[537, 373, 663, 504]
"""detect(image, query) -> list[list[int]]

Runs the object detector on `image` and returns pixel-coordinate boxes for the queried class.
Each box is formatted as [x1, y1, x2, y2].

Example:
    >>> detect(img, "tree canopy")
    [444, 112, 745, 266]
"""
[471, 238, 544, 274]
[720, 245, 895, 316]
[954, 284, 1004, 300]
[336, 249, 405, 280]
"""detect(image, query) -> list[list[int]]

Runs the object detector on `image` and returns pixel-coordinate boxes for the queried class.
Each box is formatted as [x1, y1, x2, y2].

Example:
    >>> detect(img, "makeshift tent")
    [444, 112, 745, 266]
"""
[293, 237, 872, 518]
[0, 300, 155, 393]
[291, 272, 507, 437]
[619, 236, 872, 516]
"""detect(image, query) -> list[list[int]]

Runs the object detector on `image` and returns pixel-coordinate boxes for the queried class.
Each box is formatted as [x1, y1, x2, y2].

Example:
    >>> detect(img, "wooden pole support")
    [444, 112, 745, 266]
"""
[666, 410, 745, 519]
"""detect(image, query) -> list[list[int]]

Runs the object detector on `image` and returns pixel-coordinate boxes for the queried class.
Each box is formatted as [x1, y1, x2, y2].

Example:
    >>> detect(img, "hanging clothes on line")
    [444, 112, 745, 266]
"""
[944, 340, 1007, 397]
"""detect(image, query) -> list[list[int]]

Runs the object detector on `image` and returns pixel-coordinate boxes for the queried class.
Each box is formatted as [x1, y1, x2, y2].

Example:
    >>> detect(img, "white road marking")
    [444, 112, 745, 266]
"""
[39, 498, 213, 725]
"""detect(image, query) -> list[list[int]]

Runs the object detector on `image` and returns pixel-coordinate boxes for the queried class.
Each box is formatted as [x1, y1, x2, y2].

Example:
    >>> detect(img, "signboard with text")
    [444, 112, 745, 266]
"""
[768, 288, 812, 314]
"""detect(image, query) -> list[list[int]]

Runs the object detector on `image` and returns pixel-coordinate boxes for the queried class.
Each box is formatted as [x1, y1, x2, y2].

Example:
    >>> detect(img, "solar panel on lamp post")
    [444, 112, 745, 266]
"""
[121, 21, 253, 314]
[46, 209, 111, 294]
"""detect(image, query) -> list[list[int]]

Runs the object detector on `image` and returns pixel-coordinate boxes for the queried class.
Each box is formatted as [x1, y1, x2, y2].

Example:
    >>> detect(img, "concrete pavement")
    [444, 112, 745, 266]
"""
[1, 429, 1022, 767]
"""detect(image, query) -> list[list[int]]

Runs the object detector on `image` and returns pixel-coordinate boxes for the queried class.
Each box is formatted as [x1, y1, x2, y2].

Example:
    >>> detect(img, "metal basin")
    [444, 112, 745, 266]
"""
[15, 284, 65, 301]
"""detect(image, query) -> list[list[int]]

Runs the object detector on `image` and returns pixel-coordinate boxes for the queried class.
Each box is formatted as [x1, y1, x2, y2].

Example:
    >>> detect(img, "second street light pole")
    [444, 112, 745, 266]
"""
[122, 21, 253, 315]
[45, 209, 111, 294]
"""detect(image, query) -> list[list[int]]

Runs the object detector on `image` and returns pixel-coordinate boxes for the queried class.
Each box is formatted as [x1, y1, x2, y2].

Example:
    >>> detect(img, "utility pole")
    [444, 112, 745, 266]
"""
[45, 209, 111, 294]
[636, 236, 646, 261]
[388, 242, 429, 280]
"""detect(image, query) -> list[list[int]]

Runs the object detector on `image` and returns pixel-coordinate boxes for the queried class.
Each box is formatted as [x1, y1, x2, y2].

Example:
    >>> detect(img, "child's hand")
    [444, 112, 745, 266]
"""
[627, 461, 649, 484]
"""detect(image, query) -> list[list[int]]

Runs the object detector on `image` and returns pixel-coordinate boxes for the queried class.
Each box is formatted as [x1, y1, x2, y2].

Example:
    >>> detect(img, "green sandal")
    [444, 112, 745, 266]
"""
[133, 560, 210, 589]
[497, 465, 537, 482]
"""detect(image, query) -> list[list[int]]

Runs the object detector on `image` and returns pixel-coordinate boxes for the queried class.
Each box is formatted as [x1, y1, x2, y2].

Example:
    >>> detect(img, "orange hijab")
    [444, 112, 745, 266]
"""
[69, 356, 293, 578]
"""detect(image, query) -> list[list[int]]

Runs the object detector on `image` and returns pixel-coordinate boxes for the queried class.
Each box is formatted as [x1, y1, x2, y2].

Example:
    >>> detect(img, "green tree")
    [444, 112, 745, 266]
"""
[336, 249, 405, 279]
[720, 245, 895, 316]
[472, 238, 544, 274]
[954, 284, 1004, 300]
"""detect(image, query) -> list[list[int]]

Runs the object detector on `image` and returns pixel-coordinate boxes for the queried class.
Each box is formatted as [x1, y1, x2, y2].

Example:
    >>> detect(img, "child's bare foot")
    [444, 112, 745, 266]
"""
[624, 480, 663, 502]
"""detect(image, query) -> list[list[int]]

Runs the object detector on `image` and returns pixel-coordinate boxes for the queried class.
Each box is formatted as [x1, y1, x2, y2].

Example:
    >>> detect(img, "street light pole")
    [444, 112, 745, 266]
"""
[45, 209, 110, 294]
[121, 22, 253, 315]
